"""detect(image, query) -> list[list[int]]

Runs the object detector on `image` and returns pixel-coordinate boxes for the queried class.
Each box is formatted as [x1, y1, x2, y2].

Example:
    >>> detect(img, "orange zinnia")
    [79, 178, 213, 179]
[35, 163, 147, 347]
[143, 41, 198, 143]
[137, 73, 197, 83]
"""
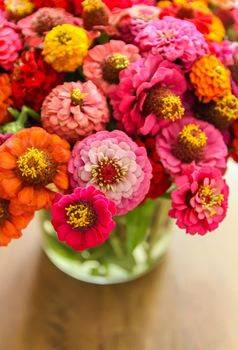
[190, 55, 231, 103]
[0, 127, 71, 210]
[0, 73, 12, 125]
[0, 197, 34, 246]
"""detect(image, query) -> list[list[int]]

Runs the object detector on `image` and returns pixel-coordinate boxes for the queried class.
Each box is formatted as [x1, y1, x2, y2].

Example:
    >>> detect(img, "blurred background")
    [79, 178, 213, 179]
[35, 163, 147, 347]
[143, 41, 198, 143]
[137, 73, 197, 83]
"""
[0, 160, 238, 350]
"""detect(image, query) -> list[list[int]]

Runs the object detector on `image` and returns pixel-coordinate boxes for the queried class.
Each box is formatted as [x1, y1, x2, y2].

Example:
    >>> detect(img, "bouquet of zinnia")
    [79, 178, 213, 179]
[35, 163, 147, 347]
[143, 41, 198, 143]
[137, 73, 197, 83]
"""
[0, 0, 237, 257]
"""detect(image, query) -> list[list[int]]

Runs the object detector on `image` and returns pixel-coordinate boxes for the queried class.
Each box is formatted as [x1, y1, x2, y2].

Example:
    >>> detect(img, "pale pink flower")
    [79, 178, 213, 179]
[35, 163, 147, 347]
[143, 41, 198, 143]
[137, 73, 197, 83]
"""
[68, 130, 152, 215]
[42, 81, 110, 143]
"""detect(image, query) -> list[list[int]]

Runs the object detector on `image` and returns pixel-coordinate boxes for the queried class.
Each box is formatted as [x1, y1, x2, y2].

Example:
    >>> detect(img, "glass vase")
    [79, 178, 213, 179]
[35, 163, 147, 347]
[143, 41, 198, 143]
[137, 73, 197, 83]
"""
[41, 198, 173, 285]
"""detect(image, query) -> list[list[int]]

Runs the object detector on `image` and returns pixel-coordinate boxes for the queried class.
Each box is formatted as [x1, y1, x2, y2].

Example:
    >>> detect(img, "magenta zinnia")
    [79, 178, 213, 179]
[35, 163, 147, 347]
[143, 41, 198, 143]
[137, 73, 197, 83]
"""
[156, 117, 227, 177]
[51, 186, 117, 251]
[111, 53, 187, 136]
[68, 130, 152, 215]
[169, 166, 229, 235]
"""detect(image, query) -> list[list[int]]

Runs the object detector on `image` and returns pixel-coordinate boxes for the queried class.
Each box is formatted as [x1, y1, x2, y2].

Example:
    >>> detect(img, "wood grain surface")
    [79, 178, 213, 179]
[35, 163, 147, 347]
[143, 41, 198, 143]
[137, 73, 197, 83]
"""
[0, 161, 238, 350]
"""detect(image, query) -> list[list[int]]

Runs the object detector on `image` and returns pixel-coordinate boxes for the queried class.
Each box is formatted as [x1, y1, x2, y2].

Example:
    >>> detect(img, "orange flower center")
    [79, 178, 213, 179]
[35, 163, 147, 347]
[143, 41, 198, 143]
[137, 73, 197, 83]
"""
[17, 147, 57, 186]
[0, 199, 9, 224]
[143, 86, 185, 121]
[91, 157, 127, 190]
[173, 124, 207, 163]
[102, 54, 130, 84]
[65, 202, 96, 229]
[199, 185, 224, 217]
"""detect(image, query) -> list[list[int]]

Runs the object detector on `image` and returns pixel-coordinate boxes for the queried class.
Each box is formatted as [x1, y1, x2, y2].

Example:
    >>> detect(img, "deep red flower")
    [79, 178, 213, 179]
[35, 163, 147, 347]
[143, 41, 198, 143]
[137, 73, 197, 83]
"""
[160, 4, 212, 35]
[230, 120, 238, 163]
[11, 49, 64, 112]
[136, 137, 171, 199]
[31, 0, 72, 11]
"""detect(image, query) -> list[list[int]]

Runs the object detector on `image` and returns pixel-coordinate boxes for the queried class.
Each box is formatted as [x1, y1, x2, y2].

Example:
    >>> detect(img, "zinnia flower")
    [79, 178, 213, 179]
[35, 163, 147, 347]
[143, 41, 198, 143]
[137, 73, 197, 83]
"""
[0, 197, 34, 246]
[82, 0, 110, 31]
[111, 54, 187, 136]
[0, 12, 22, 70]
[196, 93, 238, 131]
[0, 74, 12, 125]
[211, 41, 238, 67]
[111, 5, 161, 44]
[51, 186, 116, 251]
[31, 0, 72, 11]
[190, 55, 231, 103]
[159, 1, 213, 35]
[42, 81, 110, 143]
[18, 7, 82, 48]
[230, 120, 238, 163]
[42, 24, 91, 72]
[83, 40, 141, 96]
[68, 130, 152, 215]
[135, 16, 209, 70]
[135, 137, 171, 199]
[11, 49, 64, 111]
[169, 166, 229, 235]
[0, 133, 12, 146]
[0, 127, 71, 210]
[103, 0, 155, 10]
[156, 117, 228, 177]
[4, 0, 34, 18]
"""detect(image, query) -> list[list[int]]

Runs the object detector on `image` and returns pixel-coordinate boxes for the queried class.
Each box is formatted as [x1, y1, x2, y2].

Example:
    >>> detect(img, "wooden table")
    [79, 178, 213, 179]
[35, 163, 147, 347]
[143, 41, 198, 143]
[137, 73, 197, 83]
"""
[1, 161, 238, 350]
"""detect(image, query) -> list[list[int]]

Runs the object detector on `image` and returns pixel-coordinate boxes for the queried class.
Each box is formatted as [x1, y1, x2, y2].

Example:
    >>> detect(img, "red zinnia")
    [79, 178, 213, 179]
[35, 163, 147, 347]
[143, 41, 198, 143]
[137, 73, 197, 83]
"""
[231, 120, 238, 163]
[31, 0, 72, 11]
[160, 3, 212, 35]
[136, 137, 171, 199]
[11, 49, 64, 112]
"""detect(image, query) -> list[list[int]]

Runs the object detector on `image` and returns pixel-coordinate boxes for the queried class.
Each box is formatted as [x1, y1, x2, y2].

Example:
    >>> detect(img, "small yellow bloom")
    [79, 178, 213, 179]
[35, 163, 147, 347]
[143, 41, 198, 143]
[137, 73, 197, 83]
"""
[5, 0, 34, 17]
[43, 24, 91, 73]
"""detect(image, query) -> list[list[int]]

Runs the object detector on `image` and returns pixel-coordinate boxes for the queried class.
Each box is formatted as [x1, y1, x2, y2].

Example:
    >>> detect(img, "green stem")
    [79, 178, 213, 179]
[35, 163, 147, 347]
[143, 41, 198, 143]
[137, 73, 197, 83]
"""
[7, 107, 20, 120]
[22, 106, 41, 121]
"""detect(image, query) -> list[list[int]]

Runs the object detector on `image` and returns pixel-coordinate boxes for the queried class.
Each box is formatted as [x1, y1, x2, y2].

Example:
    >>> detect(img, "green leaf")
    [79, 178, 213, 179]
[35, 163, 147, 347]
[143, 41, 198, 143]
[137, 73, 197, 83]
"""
[124, 199, 156, 254]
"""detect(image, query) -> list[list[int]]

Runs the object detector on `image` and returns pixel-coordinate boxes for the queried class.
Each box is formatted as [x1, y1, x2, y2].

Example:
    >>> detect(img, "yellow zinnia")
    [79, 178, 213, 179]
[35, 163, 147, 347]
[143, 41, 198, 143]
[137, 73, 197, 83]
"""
[43, 24, 91, 73]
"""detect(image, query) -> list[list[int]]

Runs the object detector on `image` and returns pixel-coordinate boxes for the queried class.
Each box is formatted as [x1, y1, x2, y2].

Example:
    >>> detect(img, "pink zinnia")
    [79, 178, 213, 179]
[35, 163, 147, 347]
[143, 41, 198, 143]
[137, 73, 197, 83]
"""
[135, 16, 210, 70]
[156, 117, 228, 177]
[18, 7, 82, 48]
[82, 40, 141, 96]
[51, 186, 117, 251]
[111, 5, 161, 44]
[169, 166, 229, 235]
[110, 53, 187, 136]
[0, 11, 22, 70]
[211, 40, 238, 67]
[68, 130, 152, 215]
[42, 81, 110, 143]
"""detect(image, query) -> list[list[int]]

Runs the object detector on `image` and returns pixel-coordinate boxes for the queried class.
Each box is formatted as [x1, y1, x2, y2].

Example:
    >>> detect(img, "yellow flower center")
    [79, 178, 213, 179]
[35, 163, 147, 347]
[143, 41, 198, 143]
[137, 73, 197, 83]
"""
[215, 94, 238, 122]
[82, 0, 104, 12]
[65, 202, 96, 229]
[143, 86, 185, 121]
[17, 147, 57, 186]
[102, 54, 130, 84]
[179, 124, 207, 148]
[91, 157, 127, 191]
[5, 0, 34, 16]
[71, 89, 88, 105]
[173, 124, 207, 163]
[199, 185, 224, 217]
